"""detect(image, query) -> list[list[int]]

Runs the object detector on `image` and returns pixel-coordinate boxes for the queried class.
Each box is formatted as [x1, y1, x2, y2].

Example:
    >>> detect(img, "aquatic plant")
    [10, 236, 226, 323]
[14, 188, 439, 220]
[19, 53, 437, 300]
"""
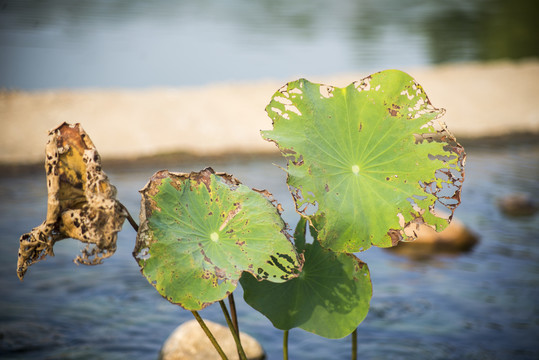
[17, 70, 465, 360]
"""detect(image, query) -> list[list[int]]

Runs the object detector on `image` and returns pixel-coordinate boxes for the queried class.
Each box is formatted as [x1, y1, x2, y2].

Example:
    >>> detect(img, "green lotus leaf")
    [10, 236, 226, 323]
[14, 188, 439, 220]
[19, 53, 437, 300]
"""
[240, 217, 372, 339]
[134, 168, 301, 311]
[262, 70, 466, 252]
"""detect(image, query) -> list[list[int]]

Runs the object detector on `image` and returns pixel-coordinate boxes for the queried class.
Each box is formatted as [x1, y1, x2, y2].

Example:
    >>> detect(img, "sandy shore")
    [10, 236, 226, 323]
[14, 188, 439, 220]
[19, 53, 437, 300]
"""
[1, 60, 538, 165]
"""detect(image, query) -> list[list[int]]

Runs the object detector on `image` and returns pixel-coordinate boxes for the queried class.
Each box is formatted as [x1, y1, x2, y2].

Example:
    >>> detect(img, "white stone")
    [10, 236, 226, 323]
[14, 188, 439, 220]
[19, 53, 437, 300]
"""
[159, 319, 265, 360]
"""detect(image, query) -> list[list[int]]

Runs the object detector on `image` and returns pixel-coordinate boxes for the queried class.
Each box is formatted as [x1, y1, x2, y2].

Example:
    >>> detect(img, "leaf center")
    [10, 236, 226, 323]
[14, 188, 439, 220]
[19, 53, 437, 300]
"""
[351, 165, 360, 174]
[210, 232, 219, 242]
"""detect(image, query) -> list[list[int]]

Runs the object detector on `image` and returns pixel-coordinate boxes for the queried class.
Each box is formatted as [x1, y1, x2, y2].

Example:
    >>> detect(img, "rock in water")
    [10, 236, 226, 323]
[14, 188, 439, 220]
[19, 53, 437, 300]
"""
[498, 193, 538, 217]
[386, 219, 479, 259]
[159, 319, 265, 360]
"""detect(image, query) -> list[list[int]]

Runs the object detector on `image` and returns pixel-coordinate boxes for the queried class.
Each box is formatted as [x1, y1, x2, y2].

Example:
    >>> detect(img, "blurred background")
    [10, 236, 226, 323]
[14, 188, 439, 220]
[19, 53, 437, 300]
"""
[1, 1, 538, 359]
[1, 0, 538, 90]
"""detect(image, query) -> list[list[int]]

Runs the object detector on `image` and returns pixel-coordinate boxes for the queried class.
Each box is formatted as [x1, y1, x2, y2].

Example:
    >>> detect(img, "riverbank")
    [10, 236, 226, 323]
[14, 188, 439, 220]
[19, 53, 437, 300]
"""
[1, 60, 538, 166]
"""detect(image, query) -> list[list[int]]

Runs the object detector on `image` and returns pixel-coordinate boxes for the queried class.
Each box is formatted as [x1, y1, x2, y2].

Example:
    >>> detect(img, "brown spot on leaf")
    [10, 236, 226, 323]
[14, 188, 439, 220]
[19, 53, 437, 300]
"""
[200, 247, 213, 265]
[219, 203, 242, 231]
[190, 168, 214, 191]
[387, 104, 401, 117]
[387, 229, 402, 246]
[293, 155, 304, 166]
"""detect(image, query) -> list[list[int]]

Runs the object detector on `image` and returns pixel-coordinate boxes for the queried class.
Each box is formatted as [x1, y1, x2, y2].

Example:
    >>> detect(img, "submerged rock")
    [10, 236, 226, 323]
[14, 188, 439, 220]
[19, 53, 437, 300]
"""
[386, 219, 479, 259]
[498, 193, 538, 217]
[159, 319, 265, 360]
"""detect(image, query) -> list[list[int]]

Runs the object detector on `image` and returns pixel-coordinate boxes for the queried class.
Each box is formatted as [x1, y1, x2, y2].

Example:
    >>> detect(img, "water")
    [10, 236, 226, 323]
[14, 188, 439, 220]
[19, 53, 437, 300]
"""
[1, 2, 539, 357]
[1, 141, 538, 359]
[1, 0, 538, 90]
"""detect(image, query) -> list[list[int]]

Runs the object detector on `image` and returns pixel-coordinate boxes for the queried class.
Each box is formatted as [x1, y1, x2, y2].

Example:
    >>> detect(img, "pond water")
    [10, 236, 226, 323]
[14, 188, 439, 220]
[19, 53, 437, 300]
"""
[0, 141, 538, 359]
[1, 0, 538, 90]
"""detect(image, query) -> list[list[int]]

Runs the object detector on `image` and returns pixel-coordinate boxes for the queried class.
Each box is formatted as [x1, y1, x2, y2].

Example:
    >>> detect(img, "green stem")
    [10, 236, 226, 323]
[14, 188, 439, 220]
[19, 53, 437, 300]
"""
[351, 328, 357, 360]
[228, 293, 239, 335]
[219, 300, 247, 360]
[191, 310, 229, 360]
[283, 330, 289, 360]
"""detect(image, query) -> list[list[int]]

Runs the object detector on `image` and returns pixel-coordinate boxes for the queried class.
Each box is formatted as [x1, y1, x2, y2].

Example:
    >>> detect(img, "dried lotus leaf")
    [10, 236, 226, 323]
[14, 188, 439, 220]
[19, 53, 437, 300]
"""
[17, 122, 127, 280]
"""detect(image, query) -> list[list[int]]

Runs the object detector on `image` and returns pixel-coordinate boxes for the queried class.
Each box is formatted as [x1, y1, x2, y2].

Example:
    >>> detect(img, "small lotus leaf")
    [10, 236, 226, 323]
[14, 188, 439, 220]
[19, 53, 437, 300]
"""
[262, 70, 466, 252]
[134, 168, 301, 311]
[240, 218, 372, 339]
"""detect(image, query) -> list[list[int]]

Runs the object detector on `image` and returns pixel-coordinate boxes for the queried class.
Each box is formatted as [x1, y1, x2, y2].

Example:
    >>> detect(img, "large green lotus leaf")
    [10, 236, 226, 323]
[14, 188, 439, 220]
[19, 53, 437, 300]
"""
[262, 70, 466, 252]
[240, 217, 372, 339]
[134, 168, 301, 311]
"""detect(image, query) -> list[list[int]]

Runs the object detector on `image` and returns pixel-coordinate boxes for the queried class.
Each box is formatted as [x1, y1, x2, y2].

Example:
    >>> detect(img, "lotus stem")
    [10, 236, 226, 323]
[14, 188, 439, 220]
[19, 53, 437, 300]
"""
[283, 330, 289, 360]
[191, 310, 229, 360]
[351, 328, 357, 360]
[219, 300, 247, 360]
[228, 293, 239, 335]
[120, 202, 139, 232]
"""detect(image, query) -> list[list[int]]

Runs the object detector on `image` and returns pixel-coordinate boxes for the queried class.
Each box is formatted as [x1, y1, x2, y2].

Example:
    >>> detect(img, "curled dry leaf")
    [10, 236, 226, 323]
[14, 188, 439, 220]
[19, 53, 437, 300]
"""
[17, 122, 127, 280]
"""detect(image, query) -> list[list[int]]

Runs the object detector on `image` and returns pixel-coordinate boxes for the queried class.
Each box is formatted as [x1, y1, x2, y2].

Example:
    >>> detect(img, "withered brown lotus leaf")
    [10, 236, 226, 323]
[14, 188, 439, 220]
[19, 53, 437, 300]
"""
[17, 122, 127, 280]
